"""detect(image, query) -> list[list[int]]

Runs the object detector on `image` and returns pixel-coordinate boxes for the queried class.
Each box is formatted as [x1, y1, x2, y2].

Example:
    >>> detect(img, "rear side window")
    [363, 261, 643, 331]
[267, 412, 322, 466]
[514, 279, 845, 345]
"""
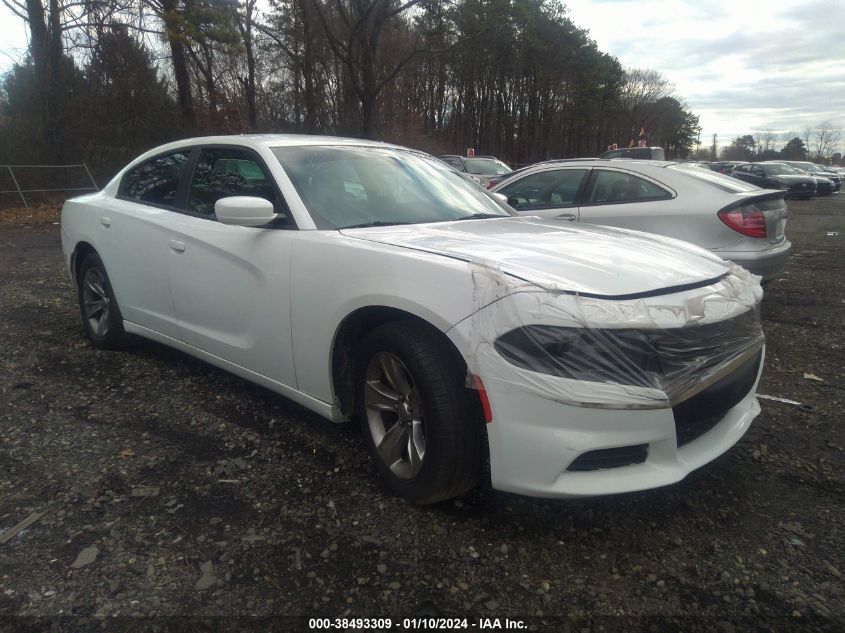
[584, 170, 672, 204]
[187, 148, 282, 217]
[499, 169, 588, 210]
[441, 157, 464, 170]
[121, 151, 191, 207]
[669, 164, 760, 192]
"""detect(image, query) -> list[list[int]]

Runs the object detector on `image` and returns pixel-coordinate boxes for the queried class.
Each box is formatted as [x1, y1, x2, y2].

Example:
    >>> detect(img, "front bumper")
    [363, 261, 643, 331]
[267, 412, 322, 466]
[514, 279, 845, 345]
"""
[481, 347, 764, 498]
[450, 265, 765, 499]
[723, 240, 791, 281]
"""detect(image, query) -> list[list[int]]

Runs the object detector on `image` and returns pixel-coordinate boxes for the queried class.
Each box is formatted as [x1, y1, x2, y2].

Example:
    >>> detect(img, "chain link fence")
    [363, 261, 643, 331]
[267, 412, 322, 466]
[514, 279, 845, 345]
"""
[0, 164, 99, 208]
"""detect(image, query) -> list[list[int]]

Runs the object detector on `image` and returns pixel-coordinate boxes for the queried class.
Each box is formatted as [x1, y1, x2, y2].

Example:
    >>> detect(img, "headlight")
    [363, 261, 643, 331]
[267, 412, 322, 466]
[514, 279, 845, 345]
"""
[493, 310, 764, 398]
[494, 325, 662, 388]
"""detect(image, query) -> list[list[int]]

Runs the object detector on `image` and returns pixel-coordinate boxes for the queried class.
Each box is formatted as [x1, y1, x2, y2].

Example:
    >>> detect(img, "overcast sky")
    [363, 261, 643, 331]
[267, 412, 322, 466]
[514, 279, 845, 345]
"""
[1, 0, 843, 151]
[564, 0, 845, 150]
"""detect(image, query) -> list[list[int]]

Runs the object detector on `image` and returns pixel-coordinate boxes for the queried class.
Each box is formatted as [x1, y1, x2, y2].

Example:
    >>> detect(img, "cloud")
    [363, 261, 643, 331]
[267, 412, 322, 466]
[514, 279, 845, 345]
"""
[564, 0, 845, 147]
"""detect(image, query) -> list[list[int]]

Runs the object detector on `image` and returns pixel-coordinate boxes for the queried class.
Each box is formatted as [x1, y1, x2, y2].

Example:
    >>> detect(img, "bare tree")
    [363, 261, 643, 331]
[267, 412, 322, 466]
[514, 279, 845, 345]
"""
[308, 0, 427, 138]
[811, 120, 842, 162]
[756, 128, 775, 154]
[616, 67, 675, 145]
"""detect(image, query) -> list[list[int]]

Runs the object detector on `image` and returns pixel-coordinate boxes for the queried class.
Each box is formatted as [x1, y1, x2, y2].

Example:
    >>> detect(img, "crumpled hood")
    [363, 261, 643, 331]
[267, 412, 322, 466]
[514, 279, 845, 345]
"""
[340, 217, 732, 298]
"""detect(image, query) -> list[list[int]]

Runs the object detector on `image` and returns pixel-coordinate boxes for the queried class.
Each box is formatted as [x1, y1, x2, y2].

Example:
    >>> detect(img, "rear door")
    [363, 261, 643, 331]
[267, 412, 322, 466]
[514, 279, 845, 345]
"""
[165, 146, 298, 386]
[99, 150, 192, 338]
[497, 167, 589, 222]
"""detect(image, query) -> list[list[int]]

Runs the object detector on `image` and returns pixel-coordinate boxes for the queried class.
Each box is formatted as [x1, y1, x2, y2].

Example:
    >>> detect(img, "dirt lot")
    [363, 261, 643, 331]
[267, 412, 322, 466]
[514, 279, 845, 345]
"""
[0, 198, 843, 632]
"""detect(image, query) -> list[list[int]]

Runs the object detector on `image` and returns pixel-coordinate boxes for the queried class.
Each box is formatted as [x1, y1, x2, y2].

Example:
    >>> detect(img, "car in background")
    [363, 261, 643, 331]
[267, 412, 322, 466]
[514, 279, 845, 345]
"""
[778, 161, 841, 193]
[61, 135, 766, 503]
[598, 146, 666, 160]
[731, 163, 817, 199]
[438, 154, 512, 188]
[709, 161, 749, 175]
[492, 159, 791, 283]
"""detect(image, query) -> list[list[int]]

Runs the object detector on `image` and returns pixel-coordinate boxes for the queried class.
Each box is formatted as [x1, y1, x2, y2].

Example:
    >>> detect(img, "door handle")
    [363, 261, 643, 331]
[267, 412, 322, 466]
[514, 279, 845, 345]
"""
[100, 217, 111, 227]
[556, 213, 577, 222]
[169, 240, 186, 252]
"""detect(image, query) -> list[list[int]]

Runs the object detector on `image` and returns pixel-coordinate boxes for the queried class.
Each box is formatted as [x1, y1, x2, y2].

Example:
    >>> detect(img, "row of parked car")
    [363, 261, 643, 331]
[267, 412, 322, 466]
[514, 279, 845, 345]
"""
[438, 151, 793, 284]
[704, 160, 842, 198]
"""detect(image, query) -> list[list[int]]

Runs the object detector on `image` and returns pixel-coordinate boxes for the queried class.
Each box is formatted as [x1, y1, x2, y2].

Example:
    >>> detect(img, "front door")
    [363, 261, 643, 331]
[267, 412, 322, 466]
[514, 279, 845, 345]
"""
[165, 146, 299, 387]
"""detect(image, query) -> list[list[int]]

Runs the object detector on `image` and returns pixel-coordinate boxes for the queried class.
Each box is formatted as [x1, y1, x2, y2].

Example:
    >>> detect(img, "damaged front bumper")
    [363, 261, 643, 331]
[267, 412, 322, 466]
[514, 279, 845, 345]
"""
[448, 263, 765, 498]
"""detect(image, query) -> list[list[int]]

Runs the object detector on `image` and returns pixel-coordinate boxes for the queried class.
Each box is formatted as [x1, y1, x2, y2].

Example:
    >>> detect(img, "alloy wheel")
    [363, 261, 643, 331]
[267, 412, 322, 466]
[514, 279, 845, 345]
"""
[82, 267, 111, 338]
[363, 351, 426, 479]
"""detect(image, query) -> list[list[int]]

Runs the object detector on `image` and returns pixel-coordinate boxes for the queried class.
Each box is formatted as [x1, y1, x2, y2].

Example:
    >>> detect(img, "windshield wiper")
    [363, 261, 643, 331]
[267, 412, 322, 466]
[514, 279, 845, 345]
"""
[451, 213, 510, 221]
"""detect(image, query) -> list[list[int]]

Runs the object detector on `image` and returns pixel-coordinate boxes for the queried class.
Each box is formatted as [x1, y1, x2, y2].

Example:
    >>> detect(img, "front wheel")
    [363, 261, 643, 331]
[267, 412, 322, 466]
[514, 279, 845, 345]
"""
[356, 321, 484, 504]
[76, 252, 129, 349]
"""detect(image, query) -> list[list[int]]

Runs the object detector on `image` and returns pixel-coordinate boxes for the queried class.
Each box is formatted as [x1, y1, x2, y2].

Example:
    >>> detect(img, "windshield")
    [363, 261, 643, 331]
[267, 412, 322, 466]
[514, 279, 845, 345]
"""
[791, 162, 823, 173]
[464, 158, 512, 175]
[272, 146, 513, 229]
[762, 164, 799, 175]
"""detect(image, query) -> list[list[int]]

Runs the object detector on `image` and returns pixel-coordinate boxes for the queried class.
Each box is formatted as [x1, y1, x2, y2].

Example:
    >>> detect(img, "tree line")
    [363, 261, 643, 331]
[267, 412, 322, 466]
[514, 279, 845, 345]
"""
[0, 0, 702, 182]
[711, 122, 843, 164]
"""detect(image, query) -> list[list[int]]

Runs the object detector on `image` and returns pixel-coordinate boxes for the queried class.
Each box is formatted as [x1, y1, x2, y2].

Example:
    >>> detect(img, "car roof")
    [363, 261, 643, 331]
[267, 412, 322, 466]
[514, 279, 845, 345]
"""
[152, 134, 402, 153]
[532, 158, 677, 168]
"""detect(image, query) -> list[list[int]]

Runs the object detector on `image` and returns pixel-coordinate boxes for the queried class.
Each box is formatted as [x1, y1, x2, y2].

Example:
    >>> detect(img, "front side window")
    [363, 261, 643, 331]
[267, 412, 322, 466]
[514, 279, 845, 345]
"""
[188, 148, 281, 217]
[498, 169, 588, 210]
[583, 170, 672, 204]
[272, 146, 513, 229]
[121, 151, 191, 207]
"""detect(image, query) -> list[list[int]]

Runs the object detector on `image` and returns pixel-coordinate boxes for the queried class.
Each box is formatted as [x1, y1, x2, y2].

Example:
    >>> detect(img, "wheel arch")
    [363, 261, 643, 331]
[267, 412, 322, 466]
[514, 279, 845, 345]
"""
[71, 241, 98, 288]
[330, 306, 471, 422]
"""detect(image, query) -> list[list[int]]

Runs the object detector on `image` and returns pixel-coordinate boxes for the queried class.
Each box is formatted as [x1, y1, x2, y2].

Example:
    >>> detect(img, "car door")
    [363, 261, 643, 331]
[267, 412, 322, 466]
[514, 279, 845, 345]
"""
[165, 146, 298, 387]
[731, 165, 758, 186]
[98, 150, 192, 338]
[577, 168, 675, 232]
[497, 167, 589, 222]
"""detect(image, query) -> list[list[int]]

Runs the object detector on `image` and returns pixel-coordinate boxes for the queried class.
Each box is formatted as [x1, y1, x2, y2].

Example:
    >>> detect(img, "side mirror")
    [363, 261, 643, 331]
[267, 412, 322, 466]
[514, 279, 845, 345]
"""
[215, 196, 277, 227]
[492, 192, 509, 205]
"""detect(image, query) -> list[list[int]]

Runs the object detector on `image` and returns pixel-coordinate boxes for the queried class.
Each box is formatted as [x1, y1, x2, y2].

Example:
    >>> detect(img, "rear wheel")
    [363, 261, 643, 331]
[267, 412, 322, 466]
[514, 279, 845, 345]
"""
[356, 321, 483, 504]
[77, 252, 129, 349]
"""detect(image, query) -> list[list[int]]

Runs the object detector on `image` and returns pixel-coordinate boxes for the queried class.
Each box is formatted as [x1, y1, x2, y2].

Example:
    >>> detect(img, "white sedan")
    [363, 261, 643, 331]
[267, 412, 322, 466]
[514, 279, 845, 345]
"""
[61, 135, 765, 503]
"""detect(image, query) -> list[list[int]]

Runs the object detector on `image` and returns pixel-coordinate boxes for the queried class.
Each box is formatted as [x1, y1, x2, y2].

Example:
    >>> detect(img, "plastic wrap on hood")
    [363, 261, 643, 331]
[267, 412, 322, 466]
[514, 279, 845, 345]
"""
[463, 263, 764, 409]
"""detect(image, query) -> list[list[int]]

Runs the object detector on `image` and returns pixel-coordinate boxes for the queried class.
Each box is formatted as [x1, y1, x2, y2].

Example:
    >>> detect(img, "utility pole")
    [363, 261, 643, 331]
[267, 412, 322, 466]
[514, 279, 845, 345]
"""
[711, 134, 718, 161]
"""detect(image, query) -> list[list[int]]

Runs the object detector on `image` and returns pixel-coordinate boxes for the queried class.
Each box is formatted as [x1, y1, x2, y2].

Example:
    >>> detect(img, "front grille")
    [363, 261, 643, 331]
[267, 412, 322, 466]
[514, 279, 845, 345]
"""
[567, 444, 649, 471]
[672, 349, 762, 447]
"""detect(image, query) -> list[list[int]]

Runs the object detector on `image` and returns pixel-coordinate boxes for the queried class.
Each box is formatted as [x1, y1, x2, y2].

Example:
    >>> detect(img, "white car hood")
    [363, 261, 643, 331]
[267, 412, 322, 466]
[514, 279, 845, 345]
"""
[340, 217, 731, 298]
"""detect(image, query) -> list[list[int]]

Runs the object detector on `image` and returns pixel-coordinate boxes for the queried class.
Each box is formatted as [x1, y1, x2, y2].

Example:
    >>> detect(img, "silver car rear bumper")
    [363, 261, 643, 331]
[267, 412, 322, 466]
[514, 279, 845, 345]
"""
[721, 240, 791, 282]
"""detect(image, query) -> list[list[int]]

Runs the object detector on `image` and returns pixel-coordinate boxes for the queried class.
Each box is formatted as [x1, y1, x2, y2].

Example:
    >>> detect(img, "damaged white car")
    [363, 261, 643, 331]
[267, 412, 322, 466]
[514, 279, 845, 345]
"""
[61, 136, 765, 504]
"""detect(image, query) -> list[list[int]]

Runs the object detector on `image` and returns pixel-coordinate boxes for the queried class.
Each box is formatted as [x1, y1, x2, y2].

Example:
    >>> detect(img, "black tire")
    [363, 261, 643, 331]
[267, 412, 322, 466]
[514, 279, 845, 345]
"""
[355, 320, 484, 504]
[76, 252, 129, 349]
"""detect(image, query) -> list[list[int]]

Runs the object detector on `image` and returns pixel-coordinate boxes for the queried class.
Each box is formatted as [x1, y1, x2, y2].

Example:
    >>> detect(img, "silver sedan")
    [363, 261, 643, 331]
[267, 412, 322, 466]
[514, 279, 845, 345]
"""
[492, 159, 791, 282]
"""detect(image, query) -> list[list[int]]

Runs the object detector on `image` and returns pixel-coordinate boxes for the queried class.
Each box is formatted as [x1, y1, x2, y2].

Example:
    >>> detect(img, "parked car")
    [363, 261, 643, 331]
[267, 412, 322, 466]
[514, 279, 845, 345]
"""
[62, 136, 765, 503]
[731, 163, 817, 199]
[778, 161, 841, 193]
[492, 159, 791, 282]
[598, 146, 666, 160]
[437, 154, 512, 188]
[709, 161, 749, 175]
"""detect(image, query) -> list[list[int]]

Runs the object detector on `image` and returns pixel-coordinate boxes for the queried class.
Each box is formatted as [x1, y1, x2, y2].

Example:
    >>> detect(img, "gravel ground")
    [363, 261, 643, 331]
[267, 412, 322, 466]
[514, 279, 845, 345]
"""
[0, 198, 843, 632]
